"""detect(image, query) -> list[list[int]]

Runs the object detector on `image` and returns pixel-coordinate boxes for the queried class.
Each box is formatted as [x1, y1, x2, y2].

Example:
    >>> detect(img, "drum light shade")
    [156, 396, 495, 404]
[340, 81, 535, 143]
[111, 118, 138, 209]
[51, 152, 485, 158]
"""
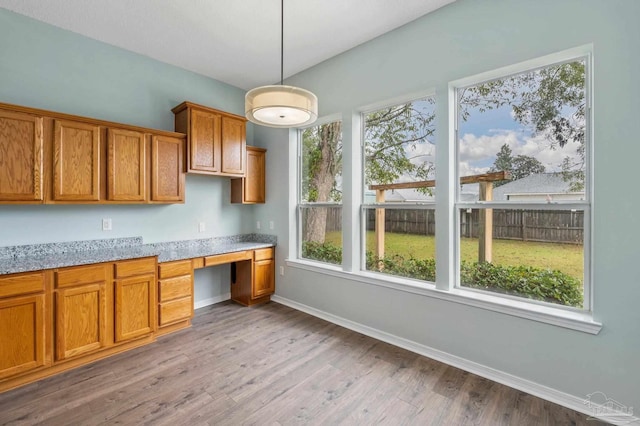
[245, 85, 318, 128]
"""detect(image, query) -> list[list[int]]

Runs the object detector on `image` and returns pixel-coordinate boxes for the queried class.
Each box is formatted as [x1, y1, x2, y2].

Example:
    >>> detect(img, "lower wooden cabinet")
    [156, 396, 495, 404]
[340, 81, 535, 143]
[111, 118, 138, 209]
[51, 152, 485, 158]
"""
[157, 260, 193, 330]
[54, 264, 108, 361]
[253, 258, 275, 299]
[0, 293, 47, 379]
[0, 271, 49, 381]
[231, 248, 275, 306]
[0, 248, 274, 392]
[114, 258, 156, 342]
[55, 283, 107, 360]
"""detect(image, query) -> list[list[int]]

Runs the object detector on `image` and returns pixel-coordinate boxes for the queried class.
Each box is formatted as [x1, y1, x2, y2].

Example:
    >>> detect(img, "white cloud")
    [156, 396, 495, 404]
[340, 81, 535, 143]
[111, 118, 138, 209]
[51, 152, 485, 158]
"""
[404, 141, 436, 166]
[459, 130, 582, 172]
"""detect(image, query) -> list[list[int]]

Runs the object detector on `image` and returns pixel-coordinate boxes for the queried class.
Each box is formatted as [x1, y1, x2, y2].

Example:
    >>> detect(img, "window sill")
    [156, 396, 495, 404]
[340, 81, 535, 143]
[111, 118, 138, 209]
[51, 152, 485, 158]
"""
[285, 258, 602, 335]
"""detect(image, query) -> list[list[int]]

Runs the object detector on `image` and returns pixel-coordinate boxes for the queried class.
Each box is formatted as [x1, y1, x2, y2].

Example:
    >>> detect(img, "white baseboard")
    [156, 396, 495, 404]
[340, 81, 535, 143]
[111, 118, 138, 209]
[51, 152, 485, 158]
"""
[272, 295, 637, 425]
[194, 293, 230, 310]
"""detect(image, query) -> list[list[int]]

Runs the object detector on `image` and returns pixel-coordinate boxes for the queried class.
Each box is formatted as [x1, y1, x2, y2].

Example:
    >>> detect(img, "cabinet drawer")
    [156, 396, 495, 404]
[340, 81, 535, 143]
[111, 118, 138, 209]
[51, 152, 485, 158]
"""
[56, 265, 106, 288]
[254, 248, 274, 261]
[0, 272, 45, 298]
[204, 251, 251, 267]
[158, 276, 192, 302]
[158, 260, 192, 279]
[115, 257, 156, 278]
[159, 297, 192, 326]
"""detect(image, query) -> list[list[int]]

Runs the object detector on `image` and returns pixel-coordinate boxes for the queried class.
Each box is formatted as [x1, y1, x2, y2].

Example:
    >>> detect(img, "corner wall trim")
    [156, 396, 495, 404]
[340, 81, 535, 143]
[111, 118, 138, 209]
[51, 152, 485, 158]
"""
[271, 295, 635, 425]
[194, 293, 230, 310]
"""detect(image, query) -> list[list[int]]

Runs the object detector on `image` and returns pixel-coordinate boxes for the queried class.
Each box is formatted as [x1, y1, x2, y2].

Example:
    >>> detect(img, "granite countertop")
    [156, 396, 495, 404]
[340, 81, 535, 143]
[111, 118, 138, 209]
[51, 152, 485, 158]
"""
[0, 234, 276, 275]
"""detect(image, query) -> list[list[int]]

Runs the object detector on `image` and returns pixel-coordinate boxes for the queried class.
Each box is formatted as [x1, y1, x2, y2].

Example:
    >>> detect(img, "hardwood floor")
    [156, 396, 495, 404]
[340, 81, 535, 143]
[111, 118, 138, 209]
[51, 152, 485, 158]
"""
[0, 301, 607, 425]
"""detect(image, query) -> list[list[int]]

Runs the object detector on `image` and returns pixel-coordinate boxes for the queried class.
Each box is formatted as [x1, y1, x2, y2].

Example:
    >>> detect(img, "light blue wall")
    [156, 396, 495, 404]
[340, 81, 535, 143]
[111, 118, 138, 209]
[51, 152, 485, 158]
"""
[256, 0, 640, 412]
[0, 9, 257, 302]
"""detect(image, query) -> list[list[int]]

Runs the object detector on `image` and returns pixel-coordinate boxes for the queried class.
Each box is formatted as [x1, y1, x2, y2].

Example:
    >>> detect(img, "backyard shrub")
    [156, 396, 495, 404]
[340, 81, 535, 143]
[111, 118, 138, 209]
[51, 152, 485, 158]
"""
[460, 261, 583, 307]
[302, 241, 583, 307]
[302, 241, 343, 264]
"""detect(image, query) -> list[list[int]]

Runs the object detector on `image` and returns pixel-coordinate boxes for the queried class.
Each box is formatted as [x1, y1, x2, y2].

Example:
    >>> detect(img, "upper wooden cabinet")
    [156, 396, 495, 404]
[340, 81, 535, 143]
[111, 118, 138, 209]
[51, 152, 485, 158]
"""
[231, 146, 266, 204]
[53, 120, 101, 201]
[107, 128, 147, 201]
[221, 116, 246, 175]
[0, 110, 44, 202]
[0, 102, 185, 205]
[189, 108, 221, 173]
[151, 135, 185, 202]
[172, 101, 247, 177]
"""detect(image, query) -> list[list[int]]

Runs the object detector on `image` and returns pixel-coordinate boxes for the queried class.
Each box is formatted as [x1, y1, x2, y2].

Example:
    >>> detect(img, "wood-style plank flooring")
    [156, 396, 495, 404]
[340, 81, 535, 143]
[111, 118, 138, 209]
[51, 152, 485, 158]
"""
[0, 301, 607, 425]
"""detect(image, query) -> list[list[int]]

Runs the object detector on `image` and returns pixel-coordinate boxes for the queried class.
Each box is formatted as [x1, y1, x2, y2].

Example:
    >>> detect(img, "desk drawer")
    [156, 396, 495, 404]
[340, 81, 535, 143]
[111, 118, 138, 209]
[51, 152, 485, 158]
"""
[204, 251, 251, 267]
[158, 260, 192, 279]
[159, 275, 192, 302]
[159, 297, 192, 326]
[254, 248, 274, 261]
[0, 272, 45, 298]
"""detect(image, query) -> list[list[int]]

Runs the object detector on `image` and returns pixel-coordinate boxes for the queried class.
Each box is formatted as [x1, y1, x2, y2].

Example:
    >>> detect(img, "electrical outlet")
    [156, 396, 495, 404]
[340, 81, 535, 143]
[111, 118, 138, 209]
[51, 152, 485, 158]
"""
[279, 266, 284, 276]
[269, 221, 274, 230]
[102, 218, 112, 231]
[256, 221, 261, 229]
[198, 222, 205, 233]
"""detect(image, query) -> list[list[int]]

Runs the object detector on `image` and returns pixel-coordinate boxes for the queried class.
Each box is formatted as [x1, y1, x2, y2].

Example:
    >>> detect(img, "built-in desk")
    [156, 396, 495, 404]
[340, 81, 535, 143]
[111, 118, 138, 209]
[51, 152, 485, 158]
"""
[0, 235, 276, 393]
[156, 245, 276, 335]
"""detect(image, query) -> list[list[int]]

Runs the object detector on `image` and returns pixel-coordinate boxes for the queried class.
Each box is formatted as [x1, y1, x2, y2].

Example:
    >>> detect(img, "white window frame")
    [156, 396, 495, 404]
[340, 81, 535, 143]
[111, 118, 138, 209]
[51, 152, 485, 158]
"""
[359, 93, 438, 279]
[287, 45, 601, 334]
[296, 115, 344, 267]
[451, 45, 593, 313]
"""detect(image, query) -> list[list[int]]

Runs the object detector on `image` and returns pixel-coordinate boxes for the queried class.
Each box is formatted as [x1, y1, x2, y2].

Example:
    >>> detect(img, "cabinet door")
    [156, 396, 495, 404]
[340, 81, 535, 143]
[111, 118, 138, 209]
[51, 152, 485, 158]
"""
[151, 135, 185, 202]
[0, 294, 46, 379]
[55, 283, 106, 360]
[252, 259, 275, 299]
[244, 147, 265, 203]
[0, 110, 43, 201]
[53, 120, 101, 201]
[221, 116, 246, 175]
[115, 275, 154, 342]
[107, 128, 146, 201]
[189, 108, 221, 173]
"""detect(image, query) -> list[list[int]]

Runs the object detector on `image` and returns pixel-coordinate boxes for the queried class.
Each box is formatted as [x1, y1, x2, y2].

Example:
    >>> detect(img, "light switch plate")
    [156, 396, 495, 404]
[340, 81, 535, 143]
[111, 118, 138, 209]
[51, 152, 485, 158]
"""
[102, 218, 112, 231]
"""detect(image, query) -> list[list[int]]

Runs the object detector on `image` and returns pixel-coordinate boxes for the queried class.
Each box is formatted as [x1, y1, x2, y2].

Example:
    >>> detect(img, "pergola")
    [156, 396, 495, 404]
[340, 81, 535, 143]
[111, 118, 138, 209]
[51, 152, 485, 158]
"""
[369, 171, 511, 264]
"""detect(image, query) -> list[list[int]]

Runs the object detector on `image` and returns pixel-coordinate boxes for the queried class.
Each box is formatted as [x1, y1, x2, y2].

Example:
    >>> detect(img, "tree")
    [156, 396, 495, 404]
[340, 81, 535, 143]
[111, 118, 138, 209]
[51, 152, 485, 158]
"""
[492, 144, 513, 176]
[302, 60, 585, 244]
[490, 143, 545, 186]
[302, 121, 342, 243]
[302, 100, 436, 244]
[461, 60, 586, 190]
[511, 155, 545, 180]
[364, 100, 435, 186]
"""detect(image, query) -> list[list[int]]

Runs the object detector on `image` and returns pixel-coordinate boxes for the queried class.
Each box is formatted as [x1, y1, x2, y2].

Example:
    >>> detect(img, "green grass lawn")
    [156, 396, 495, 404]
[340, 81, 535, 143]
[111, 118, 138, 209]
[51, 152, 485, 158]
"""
[324, 231, 583, 280]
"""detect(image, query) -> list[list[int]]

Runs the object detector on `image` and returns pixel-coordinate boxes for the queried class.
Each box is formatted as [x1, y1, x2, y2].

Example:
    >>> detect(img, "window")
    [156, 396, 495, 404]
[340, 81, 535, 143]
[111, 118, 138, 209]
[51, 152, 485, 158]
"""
[362, 96, 437, 281]
[455, 56, 590, 309]
[291, 47, 597, 331]
[298, 120, 343, 265]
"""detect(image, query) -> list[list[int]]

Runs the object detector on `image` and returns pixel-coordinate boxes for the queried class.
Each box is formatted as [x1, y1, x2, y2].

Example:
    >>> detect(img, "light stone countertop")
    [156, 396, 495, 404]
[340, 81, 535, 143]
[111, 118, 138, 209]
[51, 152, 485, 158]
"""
[0, 234, 276, 275]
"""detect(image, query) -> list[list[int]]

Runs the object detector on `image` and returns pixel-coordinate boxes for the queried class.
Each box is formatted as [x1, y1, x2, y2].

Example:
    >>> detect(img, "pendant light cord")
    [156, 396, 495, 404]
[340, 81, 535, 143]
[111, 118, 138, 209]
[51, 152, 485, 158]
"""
[280, 0, 284, 86]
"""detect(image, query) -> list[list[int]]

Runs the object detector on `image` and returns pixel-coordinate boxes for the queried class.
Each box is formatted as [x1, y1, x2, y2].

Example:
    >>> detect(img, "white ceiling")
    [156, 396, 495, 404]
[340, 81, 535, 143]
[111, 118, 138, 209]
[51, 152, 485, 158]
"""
[0, 0, 454, 90]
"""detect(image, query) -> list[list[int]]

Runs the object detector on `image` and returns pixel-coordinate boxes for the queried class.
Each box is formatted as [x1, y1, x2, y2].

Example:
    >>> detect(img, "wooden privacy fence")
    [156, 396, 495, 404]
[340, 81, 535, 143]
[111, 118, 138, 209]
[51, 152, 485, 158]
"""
[365, 208, 583, 244]
[316, 206, 583, 244]
[460, 209, 583, 244]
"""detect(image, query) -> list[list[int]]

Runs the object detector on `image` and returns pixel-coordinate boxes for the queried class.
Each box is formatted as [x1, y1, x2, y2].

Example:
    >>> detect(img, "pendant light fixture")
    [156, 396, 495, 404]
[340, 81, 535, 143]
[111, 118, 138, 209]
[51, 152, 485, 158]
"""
[245, 0, 318, 128]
